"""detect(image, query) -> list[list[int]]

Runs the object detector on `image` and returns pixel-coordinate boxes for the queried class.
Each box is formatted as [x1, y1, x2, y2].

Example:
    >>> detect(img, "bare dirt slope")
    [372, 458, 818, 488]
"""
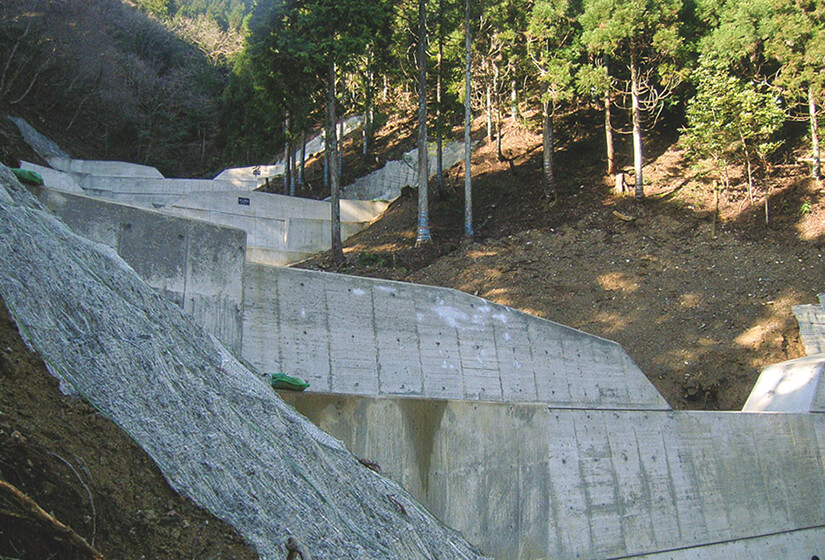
[297, 118, 825, 411]
[0, 302, 260, 560]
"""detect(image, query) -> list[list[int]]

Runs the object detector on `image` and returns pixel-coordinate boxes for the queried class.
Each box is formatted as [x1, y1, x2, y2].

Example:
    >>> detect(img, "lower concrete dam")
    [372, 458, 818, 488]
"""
[7, 135, 825, 559]
[281, 392, 825, 559]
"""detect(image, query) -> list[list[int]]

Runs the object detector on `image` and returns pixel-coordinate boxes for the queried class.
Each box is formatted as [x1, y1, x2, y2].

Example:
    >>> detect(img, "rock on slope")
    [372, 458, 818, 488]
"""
[0, 165, 489, 560]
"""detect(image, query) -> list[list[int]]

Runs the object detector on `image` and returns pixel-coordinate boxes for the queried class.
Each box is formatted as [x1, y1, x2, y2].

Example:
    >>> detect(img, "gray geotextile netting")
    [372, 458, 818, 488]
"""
[0, 165, 489, 560]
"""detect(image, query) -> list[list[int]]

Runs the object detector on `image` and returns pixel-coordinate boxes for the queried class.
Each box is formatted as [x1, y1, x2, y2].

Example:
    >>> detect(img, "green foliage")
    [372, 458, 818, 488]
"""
[135, 0, 173, 18]
[699, 0, 823, 94]
[527, 0, 581, 105]
[682, 57, 784, 187]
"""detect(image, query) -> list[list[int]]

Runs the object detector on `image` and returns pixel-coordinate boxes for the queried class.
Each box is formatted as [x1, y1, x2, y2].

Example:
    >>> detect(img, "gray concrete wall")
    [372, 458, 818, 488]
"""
[794, 297, 825, 356]
[48, 156, 164, 178]
[71, 175, 258, 208]
[165, 191, 388, 266]
[31, 186, 246, 353]
[280, 392, 825, 560]
[743, 354, 825, 412]
[48, 156, 163, 179]
[342, 140, 470, 201]
[746, 297, 825, 413]
[243, 265, 669, 409]
[8, 116, 70, 160]
[632, 526, 825, 559]
[20, 161, 83, 192]
[215, 115, 364, 182]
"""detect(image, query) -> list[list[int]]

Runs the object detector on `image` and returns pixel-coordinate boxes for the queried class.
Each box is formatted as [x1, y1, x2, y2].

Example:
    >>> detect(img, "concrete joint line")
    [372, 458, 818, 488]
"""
[605, 523, 825, 559]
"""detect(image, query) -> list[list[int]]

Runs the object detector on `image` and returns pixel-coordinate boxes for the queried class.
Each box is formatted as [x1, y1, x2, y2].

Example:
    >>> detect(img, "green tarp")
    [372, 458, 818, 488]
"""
[11, 168, 44, 186]
[268, 372, 309, 391]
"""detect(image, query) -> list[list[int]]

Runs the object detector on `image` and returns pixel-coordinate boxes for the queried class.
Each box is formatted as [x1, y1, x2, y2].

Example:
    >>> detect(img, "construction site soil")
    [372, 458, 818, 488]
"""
[296, 117, 825, 412]
[0, 111, 823, 559]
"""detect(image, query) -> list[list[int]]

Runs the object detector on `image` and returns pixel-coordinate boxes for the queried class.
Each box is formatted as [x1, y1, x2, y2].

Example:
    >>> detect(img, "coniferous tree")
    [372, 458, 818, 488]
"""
[416, 0, 432, 246]
[527, 0, 581, 199]
[580, 0, 688, 199]
[463, 0, 473, 237]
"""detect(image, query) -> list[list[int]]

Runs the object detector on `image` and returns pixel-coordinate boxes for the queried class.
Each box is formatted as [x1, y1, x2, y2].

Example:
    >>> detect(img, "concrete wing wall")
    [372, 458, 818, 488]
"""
[71, 176, 258, 208]
[166, 192, 388, 266]
[20, 161, 83, 193]
[31, 186, 246, 353]
[215, 115, 364, 181]
[342, 140, 471, 201]
[281, 393, 825, 560]
[243, 264, 669, 409]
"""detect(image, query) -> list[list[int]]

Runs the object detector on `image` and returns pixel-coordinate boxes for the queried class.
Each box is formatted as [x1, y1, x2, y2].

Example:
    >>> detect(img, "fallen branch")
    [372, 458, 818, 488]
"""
[0, 478, 104, 560]
[612, 210, 636, 222]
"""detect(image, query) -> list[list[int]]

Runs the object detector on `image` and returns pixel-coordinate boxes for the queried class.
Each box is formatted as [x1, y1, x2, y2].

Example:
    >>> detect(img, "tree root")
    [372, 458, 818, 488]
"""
[0, 478, 104, 560]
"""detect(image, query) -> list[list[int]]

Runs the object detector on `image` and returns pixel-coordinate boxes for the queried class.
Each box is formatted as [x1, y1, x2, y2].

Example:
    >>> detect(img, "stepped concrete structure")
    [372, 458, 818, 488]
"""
[25, 176, 825, 559]
[214, 115, 364, 184]
[11, 118, 825, 559]
[342, 139, 471, 201]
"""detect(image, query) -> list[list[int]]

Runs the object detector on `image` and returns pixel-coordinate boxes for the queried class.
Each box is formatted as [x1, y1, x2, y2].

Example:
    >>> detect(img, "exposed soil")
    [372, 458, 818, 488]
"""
[295, 114, 825, 411]
[0, 302, 260, 559]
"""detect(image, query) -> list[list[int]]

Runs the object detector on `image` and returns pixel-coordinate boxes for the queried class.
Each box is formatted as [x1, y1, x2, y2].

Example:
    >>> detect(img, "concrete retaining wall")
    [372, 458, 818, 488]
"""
[31, 186, 246, 353]
[166, 191, 388, 266]
[342, 140, 470, 201]
[743, 354, 825, 412]
[281, 392, 825, 560]
[71, 175, 258, 208]
[48, 156, 164, 178]
[243, 265, 669, 409]
[215, 115, 364, 182]
[8, 116, 70, 160]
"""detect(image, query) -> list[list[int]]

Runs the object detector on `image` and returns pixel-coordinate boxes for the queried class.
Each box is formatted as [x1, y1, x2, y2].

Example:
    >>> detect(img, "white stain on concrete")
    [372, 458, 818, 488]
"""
[434, 306, 470, 329]
[492, 312, 509, 325]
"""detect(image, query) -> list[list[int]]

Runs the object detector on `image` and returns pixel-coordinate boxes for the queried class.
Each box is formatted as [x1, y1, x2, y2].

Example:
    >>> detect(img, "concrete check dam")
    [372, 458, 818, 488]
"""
[5, 117, 825, 559]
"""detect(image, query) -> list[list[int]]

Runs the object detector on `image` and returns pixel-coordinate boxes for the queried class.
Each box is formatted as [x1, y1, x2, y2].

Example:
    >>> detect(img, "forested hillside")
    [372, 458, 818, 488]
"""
[232, 0, 823, 191]
[1, 0, 821, 186]
[0, 0, 822, 409]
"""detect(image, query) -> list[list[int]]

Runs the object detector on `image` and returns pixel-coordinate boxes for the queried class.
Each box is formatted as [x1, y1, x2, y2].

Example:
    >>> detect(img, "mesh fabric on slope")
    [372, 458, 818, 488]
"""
[0, 165, 488, 560]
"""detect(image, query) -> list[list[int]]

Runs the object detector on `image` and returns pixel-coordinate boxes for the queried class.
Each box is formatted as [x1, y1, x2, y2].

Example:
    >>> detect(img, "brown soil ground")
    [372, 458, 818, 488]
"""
[295, 114, 825, 411]
[0, 303, 260, 559]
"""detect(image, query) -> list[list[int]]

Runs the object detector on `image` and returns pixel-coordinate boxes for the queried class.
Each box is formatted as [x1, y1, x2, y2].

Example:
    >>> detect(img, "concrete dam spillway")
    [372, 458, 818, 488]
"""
[5, 124, 825, 558]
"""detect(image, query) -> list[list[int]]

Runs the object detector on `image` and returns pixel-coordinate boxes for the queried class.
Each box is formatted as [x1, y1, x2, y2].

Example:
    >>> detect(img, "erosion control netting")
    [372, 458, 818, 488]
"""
[0, 165, 489, 560]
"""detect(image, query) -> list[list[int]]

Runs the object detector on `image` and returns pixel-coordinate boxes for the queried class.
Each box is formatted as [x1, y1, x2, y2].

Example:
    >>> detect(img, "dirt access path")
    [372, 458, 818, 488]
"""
[297, 118, 825, 411]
